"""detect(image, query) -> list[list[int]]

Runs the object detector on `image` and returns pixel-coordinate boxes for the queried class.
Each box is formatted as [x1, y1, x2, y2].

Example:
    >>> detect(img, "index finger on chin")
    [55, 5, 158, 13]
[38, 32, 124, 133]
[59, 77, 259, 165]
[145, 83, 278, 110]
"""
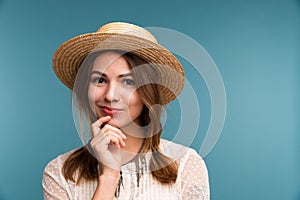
[91, 116, 112, 137]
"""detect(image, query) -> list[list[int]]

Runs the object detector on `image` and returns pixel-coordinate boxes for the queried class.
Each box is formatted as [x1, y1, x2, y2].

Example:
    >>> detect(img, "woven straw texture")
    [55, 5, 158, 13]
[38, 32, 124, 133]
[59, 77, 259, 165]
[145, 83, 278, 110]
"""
[53, 22, 184, 104]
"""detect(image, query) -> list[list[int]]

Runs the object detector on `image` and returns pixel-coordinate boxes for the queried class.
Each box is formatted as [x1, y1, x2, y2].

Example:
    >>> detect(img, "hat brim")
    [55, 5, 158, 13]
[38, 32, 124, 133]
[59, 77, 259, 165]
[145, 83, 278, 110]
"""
[53, 32, 184, 104]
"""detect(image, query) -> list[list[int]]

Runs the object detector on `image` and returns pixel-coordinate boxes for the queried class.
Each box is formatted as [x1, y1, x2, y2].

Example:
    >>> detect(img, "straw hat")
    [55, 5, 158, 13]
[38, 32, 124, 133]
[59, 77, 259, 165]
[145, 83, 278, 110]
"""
[53, 22, 184, 104]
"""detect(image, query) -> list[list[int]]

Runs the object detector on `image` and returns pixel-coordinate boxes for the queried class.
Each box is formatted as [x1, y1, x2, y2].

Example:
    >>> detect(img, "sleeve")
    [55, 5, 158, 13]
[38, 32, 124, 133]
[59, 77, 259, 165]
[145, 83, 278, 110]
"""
[180, 149, 210, 200]
[42, 157, 71, 200]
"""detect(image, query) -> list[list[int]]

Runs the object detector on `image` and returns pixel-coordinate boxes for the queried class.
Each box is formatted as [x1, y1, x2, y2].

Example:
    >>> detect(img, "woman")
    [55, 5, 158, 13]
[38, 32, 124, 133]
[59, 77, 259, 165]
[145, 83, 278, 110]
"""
[43, 22, 209, 199]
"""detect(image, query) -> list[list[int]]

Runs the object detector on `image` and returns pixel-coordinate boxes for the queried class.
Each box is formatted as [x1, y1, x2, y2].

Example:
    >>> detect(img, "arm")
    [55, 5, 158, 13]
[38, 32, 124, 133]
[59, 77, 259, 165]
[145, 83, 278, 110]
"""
[181, 150, 210, 200]
[42, 160, 71, 200]
[92, 169, 120, 200]
[89, 116, 126, 199]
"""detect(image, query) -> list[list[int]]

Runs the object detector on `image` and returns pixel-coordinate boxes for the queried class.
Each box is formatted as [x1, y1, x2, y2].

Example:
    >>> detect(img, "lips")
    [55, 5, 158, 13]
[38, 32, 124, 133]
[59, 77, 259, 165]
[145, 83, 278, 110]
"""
[100, 106, 123, 116]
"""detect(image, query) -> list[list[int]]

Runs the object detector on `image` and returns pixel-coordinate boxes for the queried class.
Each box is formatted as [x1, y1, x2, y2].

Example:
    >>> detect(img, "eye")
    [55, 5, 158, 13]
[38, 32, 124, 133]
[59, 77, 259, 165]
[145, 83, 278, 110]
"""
[90, 77, 106, 85]
[123, 79, 135, 86]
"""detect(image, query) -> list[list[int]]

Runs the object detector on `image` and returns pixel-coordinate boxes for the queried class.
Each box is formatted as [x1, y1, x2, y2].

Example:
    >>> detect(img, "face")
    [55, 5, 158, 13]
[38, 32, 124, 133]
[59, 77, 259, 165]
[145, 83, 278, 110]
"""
[88, 51, 144, 129]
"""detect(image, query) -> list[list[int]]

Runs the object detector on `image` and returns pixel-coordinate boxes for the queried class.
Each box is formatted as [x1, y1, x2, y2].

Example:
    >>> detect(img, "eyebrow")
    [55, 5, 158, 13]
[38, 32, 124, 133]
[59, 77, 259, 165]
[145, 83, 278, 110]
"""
[90, 71, 133, 78]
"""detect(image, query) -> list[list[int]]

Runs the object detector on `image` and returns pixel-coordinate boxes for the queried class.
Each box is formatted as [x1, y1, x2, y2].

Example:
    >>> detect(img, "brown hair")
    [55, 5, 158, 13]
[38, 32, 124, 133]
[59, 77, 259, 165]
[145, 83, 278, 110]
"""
[62, 50, 178, 184]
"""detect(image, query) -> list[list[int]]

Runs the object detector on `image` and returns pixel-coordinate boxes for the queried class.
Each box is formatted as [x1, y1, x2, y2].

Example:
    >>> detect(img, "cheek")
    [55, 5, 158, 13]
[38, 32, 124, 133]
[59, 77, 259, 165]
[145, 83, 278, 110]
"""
[128, 92, 144, 116]
[87, 86, 105, 115]
[88, 86, 102, 103]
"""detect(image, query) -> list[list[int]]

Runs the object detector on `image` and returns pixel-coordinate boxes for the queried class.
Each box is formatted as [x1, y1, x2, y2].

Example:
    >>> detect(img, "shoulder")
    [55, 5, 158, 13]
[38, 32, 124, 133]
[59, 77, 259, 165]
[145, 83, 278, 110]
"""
[159, 139, 208, 180]
[43, 148, 79, 178]
[159, 139, 203, 164]
[160, 140, 210, 199]
[42, 149, 80, 199]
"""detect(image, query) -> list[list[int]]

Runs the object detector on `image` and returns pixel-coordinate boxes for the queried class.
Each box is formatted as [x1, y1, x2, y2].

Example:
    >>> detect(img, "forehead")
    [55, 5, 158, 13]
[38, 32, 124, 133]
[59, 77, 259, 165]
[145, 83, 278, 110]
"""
[92, 52, 130, 74]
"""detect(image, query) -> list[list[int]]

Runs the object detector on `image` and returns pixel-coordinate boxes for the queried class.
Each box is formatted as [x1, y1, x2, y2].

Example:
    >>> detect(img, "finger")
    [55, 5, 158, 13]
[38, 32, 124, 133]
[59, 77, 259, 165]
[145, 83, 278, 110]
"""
[91, 116, 111, 137]
[89, 132, 110, 149]
[107, 135, 121, 148]
[91, 129, 125, 149]
[97, 116, 112, 127]
[104, 130, 126, 147]
[101, 124, 127, 140]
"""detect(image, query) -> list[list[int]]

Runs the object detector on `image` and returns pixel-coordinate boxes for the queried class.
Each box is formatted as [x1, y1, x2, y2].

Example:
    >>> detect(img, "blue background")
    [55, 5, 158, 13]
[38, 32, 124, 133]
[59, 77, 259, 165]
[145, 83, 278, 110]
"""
[0, 0, 299, 199]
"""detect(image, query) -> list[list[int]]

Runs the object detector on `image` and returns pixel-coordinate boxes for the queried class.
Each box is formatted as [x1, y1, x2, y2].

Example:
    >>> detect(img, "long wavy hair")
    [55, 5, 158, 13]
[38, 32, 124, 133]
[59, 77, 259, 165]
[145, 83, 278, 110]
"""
[62, 50, 178, 184]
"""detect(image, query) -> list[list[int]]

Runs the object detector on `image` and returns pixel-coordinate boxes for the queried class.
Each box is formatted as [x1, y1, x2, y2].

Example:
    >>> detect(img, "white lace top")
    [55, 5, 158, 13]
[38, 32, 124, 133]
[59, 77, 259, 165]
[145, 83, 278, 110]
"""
[42, 139, 210, 200]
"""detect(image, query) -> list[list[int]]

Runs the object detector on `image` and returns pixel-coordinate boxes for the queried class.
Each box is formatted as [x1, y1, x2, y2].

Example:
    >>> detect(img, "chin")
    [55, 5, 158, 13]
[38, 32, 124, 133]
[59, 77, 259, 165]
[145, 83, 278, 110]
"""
[105, 117, 125, 128]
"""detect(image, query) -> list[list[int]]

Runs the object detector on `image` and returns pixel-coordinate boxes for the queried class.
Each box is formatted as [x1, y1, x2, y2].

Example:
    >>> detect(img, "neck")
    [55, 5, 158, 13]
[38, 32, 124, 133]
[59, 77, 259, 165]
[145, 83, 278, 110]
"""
[120, 121, 145, 151]
[123, 134, 144, 153]
[119, 123, 145, 164]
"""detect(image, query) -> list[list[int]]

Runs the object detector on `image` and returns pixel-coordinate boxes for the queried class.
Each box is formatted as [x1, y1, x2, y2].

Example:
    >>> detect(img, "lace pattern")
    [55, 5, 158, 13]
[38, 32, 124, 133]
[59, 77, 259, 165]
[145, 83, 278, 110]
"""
[42, 140, 210, 200]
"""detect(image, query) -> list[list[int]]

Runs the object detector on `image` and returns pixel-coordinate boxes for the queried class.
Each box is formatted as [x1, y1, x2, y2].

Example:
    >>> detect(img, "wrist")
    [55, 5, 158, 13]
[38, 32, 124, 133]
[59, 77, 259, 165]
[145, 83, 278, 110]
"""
[99, 172, 120, 188]
[102, 167, 121, 177]
[93, 173, 120, 200]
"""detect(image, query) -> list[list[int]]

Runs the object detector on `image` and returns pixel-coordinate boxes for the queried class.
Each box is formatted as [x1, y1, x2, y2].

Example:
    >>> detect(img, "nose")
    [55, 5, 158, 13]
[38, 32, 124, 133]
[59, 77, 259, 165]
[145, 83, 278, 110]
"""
[104, 82, 120, 103]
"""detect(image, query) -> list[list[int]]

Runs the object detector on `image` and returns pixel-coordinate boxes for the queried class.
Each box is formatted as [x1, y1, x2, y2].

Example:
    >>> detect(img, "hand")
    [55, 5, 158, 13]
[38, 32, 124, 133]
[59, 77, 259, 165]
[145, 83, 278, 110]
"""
[88, 116, 127, 173]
